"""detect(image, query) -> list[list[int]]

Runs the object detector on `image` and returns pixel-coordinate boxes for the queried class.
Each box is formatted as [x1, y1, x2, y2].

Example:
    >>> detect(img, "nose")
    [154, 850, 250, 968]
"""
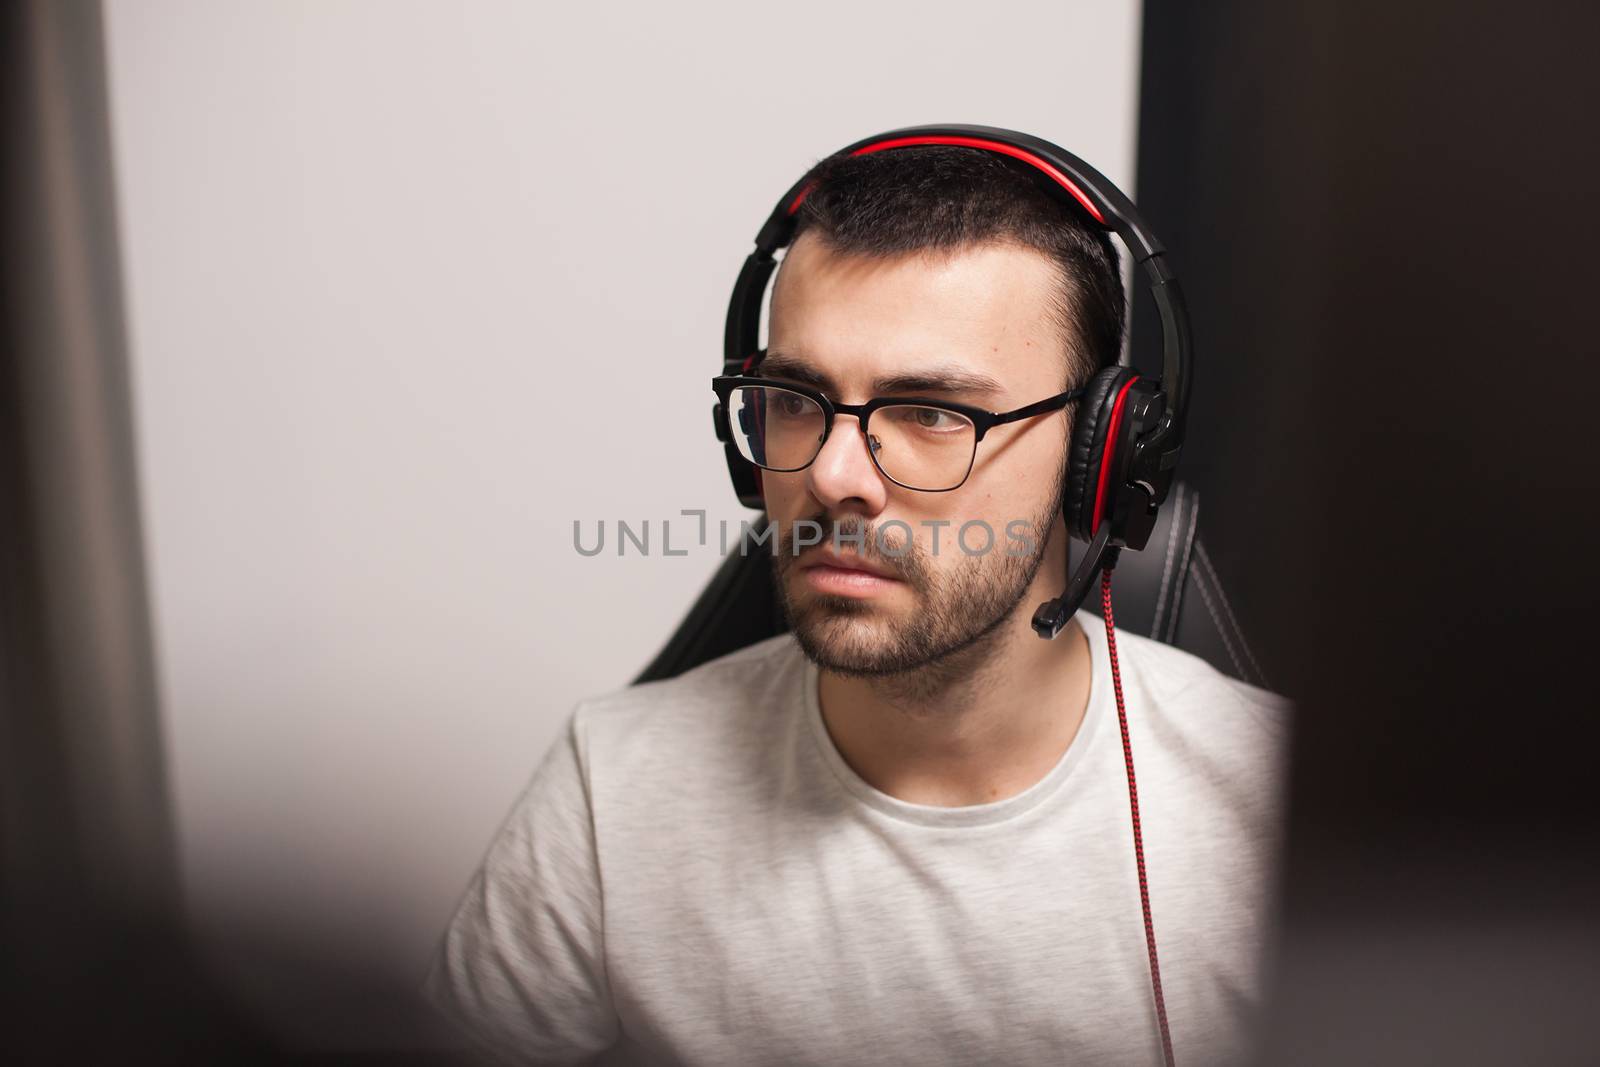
[806, 413, 890, 515]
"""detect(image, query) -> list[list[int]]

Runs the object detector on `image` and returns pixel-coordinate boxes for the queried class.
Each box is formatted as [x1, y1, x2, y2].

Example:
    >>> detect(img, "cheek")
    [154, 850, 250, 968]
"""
[890, 493, 1006, 568]
[942, 478, 1035, 531]
[760, 472, 811, 518]
[929, 456, 1063, 552]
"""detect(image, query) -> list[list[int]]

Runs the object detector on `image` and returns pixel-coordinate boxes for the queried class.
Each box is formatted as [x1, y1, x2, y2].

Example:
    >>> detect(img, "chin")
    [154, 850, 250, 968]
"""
[789, 592, 887, 638]
[788, 601, 921, 676]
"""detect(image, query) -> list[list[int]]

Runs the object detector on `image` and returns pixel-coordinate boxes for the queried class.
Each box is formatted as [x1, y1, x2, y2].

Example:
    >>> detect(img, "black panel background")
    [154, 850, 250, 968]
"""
[1130, 1, 1600, 1062]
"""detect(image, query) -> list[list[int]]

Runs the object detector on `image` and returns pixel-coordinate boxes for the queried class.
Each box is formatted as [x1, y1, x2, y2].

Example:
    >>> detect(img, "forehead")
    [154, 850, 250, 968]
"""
[767, 233, 1065, 398]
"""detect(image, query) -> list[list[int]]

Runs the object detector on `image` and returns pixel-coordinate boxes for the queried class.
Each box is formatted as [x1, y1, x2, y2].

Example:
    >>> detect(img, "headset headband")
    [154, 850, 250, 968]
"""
[723, 123, 1191, 481]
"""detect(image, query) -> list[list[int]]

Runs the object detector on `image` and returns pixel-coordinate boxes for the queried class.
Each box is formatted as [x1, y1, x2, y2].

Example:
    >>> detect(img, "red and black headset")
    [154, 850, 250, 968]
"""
[713, 123, 1192, 637]
[712, 125, 1195, 1066]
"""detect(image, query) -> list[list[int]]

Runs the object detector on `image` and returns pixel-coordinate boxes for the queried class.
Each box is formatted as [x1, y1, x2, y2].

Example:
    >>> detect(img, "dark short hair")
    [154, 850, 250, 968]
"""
[786, 145, 1124, 393]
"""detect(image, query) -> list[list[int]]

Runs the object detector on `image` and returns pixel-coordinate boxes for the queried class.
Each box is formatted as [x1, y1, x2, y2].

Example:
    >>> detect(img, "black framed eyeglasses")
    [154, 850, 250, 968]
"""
[712, 375, 1085, 492]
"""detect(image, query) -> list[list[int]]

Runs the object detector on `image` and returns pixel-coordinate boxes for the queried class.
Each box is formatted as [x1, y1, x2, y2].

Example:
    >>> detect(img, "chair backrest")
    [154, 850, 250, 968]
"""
[633, 482, 1270, 690]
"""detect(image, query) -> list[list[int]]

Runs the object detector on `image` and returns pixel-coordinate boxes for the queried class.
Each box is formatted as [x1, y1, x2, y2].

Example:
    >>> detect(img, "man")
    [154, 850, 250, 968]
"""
[426, 143, 1291, 1066]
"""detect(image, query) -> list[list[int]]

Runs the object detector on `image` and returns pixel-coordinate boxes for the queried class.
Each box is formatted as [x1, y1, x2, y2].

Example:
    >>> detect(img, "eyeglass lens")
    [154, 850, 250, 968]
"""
[727, 384, 977, 492]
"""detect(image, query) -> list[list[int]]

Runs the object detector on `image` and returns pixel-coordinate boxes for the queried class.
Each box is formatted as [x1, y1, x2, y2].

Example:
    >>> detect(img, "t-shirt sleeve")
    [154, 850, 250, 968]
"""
[424, 708, 618, 1065]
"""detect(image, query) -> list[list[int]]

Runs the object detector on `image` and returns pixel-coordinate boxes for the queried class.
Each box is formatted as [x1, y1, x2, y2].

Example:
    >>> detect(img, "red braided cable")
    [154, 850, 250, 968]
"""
[1102, 567, 1177, 1067]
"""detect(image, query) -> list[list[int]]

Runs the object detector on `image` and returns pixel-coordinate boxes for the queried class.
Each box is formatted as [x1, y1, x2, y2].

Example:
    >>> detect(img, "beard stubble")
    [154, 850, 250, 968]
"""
[771, 482, 1065, 680]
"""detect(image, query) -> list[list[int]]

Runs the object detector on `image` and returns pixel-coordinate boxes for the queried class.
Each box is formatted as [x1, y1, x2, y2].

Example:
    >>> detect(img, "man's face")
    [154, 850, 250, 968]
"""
[763, 232, 1074, 677]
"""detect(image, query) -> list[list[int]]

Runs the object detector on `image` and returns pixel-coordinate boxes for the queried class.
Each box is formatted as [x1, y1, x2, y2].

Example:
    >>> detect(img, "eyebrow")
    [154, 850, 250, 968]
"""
[760, 352, 1006, 399]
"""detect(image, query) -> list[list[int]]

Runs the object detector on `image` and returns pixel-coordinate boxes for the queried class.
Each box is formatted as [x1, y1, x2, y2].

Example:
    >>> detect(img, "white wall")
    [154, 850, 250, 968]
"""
[103, 0, 1143, 1049]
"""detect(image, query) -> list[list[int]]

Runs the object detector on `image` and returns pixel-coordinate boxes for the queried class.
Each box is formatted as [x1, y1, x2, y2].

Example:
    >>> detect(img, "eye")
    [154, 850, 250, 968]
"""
[899, 406, 964, 431]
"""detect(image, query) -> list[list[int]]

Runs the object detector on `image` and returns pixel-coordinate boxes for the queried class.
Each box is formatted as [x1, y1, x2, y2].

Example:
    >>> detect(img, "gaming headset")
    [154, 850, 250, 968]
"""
[712, 124, 1192, 635]
[710, 125, 1195, 1066]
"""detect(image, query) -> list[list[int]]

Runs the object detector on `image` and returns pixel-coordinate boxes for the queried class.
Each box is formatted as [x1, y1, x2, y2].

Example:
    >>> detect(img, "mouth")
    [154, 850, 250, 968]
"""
[800, 548, 898, 579]
[796, 549, 902, 598]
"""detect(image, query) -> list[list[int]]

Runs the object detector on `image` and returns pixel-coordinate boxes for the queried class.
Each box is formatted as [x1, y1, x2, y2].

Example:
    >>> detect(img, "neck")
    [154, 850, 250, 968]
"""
[816, 571, 1095, 808]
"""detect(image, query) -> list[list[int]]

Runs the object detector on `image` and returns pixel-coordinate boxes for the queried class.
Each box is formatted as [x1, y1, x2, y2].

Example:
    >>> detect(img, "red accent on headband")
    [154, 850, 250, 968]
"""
[785, 134, 1107, 225]
[1091, 377, 1139, 533]
[786, 183, 815, 217]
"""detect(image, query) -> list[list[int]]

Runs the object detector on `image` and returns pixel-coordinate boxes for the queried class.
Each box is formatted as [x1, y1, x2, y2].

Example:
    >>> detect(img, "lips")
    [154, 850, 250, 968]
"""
[799, 549, 899, 581]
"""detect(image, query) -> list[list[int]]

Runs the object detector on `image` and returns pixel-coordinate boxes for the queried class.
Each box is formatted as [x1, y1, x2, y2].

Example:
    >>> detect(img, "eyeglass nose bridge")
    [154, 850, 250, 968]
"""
[811, 405, 886, 471]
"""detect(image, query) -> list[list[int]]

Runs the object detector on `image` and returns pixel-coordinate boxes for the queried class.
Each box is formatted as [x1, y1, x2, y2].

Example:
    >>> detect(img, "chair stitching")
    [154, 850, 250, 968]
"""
[1151, 483, 1184, 639]
[1165, 494, 1200, 644]
[1194, 541, 1270, 688]
[1190, 558, 1248, 681]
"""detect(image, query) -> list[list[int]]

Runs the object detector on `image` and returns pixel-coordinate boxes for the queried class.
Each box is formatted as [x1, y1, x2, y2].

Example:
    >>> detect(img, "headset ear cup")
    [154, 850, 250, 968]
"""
[725, 446, 764, 510]
[1064, 366, 1137, 542]
[721, 354, 769, 509]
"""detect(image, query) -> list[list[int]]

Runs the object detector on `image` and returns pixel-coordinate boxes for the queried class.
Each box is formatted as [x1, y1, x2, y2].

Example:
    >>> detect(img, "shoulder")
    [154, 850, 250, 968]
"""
[569, 634, 809, 795]
[577, 633, 804, 734]
[469, 635, 808, 895]
[1116, 625, 1291, 730]
[1085, 614, 1293, 786]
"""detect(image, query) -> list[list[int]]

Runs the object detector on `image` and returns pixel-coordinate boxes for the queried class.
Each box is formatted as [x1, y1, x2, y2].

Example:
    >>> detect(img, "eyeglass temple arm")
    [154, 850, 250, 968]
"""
[990, 386, 1087, 426]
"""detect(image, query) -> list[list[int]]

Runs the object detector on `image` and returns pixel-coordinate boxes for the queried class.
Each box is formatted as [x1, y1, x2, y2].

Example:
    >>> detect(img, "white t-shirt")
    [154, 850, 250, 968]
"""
[426, 611, 1292, 1066]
